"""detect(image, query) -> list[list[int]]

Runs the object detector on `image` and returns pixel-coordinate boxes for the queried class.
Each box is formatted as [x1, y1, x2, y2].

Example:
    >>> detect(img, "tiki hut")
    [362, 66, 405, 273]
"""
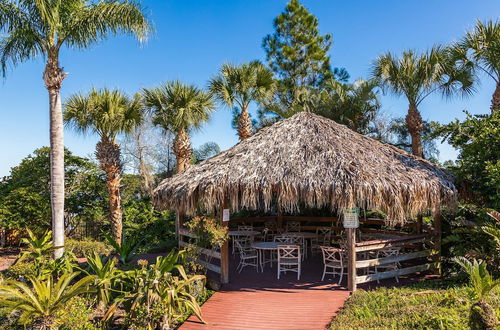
[153, 112, 456, 289]
[154, 112, 456, 224]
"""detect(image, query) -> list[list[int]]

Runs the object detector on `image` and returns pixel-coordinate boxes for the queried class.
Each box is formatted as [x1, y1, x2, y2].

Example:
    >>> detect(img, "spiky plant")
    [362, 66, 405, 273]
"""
[142, 81, 215, 173]
[0, 0, 150, 258]
[0, 272, 95, 329]
[372, 47, 474, 157]
[64, 88, 143, 245]
[454, 257, 500, 329]
[209, 61, 275, 140]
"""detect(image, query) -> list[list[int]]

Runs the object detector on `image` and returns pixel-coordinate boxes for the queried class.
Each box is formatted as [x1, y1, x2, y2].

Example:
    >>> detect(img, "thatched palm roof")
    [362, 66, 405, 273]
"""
[153, 112, 456, 225]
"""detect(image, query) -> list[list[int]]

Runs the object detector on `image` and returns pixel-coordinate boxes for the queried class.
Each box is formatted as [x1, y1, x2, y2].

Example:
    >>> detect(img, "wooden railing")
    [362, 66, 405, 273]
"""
[354, 234, 438, 285]
[178, 228, 222, 275]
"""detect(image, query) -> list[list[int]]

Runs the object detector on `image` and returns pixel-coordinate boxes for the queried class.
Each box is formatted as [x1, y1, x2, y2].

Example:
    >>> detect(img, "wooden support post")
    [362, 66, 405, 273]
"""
[416, 214, 423, 234]
[220, 198, 230, 284]
[277, 207, 283, 229]
[433, 209, 442, 275]
[175, 211, 184, 246]
[347, 228, 357, 292]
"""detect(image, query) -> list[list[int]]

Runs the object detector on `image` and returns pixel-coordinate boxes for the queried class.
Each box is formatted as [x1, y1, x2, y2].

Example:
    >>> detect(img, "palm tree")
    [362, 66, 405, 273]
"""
[372, 47, 474, 157]
[64, 88, 143, 245]
[209, 61, 275, 140]
[143, 81, 215, 173]
[452, 20, 500, 113]
[0, 0, 150, 257]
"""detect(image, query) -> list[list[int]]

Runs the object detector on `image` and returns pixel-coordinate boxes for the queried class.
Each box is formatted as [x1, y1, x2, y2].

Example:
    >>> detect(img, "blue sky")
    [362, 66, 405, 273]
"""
[1, 0, 499, 176]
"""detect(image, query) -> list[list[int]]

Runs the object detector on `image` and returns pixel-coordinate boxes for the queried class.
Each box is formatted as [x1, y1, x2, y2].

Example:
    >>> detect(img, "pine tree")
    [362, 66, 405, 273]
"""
[262, 0, 348, 114]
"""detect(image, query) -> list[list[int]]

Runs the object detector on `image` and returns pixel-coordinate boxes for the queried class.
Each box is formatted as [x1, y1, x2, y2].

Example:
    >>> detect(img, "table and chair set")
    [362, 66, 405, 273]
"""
[229, 221, 405, 284]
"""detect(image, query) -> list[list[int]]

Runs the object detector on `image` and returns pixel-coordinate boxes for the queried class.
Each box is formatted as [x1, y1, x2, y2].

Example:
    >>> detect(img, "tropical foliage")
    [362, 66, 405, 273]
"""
[451, 19, 500, 113]
[65, 88, 144, 245]
[0, 0, 151, 257]
[372, 47, 474, 157]
[143, 81, 215, 173]
[210, 61, 275, 140]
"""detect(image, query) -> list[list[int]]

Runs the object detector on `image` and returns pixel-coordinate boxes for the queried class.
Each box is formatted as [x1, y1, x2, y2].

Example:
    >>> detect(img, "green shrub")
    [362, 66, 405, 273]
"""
[4, 261, 37, 281]
[56, 296, 97, 330]
[65, 239, 111, 258]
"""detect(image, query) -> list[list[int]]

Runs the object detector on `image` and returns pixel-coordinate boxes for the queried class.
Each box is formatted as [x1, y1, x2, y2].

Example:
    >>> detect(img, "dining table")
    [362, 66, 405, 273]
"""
[251, 241, 281, 272]
[229, 230, 261, 237]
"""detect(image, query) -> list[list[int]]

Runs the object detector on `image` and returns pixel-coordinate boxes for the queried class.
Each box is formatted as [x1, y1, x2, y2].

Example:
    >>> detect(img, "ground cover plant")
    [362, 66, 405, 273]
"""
[329, 280, 500, 330]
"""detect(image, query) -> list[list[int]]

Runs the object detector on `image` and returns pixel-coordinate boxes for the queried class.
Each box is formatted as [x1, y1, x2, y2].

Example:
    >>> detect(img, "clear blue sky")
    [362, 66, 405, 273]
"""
[1, 0, 499, 176]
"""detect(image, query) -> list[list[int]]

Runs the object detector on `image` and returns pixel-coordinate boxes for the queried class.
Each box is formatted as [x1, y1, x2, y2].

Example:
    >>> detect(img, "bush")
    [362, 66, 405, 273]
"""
[3, 261, 37, 281]
[66, 239, 111, 258]
[56, 296, 97, 330]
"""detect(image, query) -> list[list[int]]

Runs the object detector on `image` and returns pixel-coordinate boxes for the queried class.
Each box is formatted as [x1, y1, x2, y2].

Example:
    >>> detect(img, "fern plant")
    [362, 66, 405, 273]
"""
[0, 272, 95, 329]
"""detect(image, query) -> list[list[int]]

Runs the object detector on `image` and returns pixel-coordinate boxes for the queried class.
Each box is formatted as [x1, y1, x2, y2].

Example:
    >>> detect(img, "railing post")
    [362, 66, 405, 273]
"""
[433, 209, 442, 275]
[220, 198, 230, 284]
[347, 228, 357, 291]
[175, 210, 184, 248]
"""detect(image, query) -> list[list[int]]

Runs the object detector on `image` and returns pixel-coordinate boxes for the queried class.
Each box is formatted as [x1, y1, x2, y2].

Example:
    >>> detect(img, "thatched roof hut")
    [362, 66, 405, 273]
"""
[154, 112, 456, 225]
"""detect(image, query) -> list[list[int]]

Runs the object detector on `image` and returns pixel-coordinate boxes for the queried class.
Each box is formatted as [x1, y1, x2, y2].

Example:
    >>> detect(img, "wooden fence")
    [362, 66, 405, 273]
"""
[354, 233, 438, 285]
[178, 228, 222, 275]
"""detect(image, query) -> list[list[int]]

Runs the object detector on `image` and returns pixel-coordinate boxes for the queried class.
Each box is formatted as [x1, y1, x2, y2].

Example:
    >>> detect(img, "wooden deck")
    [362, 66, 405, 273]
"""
[181, 253, 350, 330]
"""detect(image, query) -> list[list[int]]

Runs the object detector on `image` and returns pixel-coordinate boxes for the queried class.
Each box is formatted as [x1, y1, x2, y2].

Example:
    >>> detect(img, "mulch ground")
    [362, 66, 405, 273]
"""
[0, 247, 20, 271]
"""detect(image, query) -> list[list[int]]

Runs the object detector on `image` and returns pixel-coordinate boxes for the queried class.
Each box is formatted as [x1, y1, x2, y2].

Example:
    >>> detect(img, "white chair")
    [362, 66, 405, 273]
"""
[373, 247, 401, 283]
[277, 245, 301, 280]
[285, 221, 301, 232]
[238, 225, 254, 231]
[234, 239, 258, 273]
[311, 228, 332, 254]
[320, 246, 344, 284]
[288, 234, 306, 260]
[232, 235, 251, 255]
[274, 235, 292, 243]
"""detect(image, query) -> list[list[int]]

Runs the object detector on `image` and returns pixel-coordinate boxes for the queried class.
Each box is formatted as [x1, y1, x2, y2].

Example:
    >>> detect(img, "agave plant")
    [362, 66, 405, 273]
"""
[82, 252, 119, 307]
[122, 264, 205, 329]
[0, 272, 95, 329]
[104, 233, 140, 264]
[16, 229, 59, 265]
[454, 257, 500, 329]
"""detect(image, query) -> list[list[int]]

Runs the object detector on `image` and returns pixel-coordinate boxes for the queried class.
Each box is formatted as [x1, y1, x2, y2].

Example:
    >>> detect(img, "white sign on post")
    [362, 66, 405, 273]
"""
[222, 209, 230, 222]
[343, 208, 359, 228]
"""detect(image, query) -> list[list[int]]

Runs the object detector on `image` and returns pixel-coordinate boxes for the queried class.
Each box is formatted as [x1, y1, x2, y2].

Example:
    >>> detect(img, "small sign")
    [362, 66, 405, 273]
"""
[343, 208, 359, 228]
[223, 209, 230, 222]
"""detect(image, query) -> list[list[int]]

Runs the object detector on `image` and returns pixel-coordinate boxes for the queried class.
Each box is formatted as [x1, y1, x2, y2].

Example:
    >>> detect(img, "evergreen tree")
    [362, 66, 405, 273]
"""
[262, 0, 348, 115]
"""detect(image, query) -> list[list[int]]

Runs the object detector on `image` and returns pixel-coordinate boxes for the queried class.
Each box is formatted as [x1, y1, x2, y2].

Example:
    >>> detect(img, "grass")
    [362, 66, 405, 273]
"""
[330, 280, 500, 330]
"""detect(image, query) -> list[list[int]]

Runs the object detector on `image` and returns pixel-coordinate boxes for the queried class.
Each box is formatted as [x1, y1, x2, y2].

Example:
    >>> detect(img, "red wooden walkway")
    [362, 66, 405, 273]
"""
[181, 254, 350, 330]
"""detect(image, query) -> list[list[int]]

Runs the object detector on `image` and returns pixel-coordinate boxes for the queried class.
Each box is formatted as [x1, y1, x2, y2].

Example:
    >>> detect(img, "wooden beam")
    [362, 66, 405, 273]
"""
[347, 228, 357, 291]
[355, 262, 438, 284]
[416, 214, 423, 234]
[355, 249, 434, 268]
[220, 197, 229, 284]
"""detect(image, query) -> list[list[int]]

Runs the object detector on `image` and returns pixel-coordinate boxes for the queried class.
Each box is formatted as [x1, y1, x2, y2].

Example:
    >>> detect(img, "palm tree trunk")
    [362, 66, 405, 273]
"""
[173, 128, 192, 173]
[237, 105, 253, 140]
[491, 81, 500, 113]
[96, 139, 123, 245]
[43, 49, 67, 259]
[405, 102, 424, 158]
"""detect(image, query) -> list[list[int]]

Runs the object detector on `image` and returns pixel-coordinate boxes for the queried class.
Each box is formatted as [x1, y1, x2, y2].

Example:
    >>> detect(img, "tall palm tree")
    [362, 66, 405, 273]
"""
[372, 47, 474, 157]
[143, 81, 215, 173]
[0, 0, 150, 257]
[209, 61, 275, 140]
[64, 88, 143, 245]
[452, 20, 500, 113]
